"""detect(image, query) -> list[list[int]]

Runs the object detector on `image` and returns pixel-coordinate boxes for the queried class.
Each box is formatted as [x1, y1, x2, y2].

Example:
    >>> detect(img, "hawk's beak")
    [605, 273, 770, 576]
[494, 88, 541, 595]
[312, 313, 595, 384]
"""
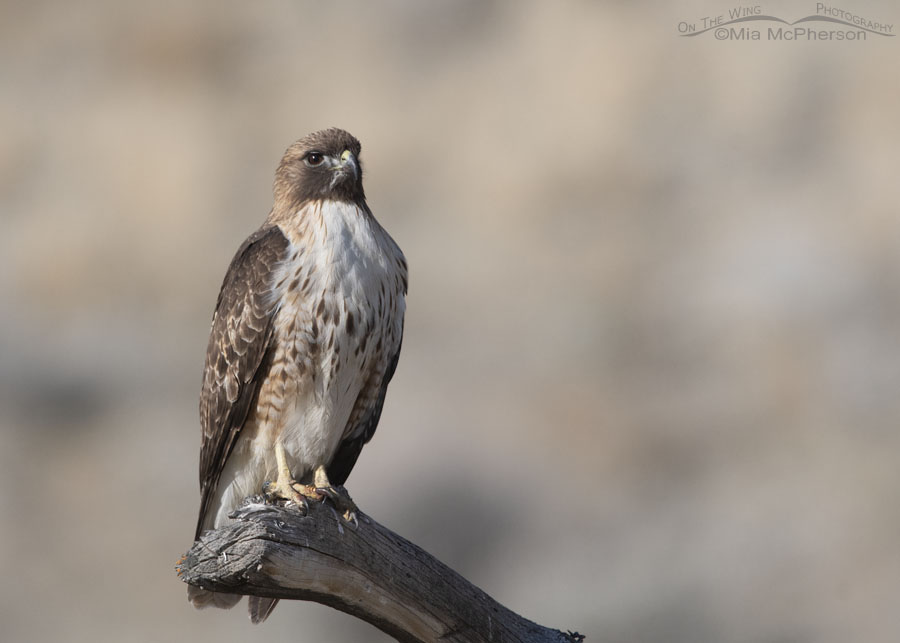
[338, 149, 359, 180]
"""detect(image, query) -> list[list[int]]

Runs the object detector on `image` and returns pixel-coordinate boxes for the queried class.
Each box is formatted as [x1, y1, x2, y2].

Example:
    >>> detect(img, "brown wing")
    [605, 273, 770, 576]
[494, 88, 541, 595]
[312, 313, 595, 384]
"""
[195, 224, 289, 539]
[327, 331, 403, 486]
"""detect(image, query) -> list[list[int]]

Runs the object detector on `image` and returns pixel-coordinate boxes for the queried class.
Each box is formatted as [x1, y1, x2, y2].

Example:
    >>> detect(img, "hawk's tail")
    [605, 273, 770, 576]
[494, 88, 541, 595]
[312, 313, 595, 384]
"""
[188, 586, 280, 623]
[248, 597, 279, 624]
[187, 585, 241, 611]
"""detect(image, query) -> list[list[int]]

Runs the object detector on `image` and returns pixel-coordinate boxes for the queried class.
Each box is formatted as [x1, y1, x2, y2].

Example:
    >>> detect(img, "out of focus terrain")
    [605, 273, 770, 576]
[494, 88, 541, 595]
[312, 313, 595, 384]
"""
[1, 2, 898, 642]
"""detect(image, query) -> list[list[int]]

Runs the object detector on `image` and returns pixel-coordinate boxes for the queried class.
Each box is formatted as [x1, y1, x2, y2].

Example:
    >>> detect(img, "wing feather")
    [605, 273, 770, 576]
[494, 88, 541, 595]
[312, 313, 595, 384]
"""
[195, 225, 288, 538]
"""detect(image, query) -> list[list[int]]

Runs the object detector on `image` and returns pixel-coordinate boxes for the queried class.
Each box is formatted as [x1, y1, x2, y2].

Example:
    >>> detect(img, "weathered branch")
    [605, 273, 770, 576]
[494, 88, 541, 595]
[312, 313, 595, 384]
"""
[177, 496, 584, 643]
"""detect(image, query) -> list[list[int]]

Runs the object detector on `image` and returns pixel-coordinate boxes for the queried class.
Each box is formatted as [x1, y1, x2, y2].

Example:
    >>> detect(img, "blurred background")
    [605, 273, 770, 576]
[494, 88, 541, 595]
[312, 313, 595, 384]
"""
[2, 1, 899, 641]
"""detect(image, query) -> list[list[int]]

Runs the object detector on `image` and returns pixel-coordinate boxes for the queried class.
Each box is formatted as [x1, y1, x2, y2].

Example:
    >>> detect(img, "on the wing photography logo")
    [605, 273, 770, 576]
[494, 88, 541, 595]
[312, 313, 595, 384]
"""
[678, 3, 894, 40]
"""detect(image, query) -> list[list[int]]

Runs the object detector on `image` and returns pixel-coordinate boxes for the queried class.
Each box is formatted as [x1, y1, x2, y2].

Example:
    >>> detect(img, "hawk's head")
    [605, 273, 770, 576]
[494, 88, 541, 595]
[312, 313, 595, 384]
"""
[274, 128, 365, 211]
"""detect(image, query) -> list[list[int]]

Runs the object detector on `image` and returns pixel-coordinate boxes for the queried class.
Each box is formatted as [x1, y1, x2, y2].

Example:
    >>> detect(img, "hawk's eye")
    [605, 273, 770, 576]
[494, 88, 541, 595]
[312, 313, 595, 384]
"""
[306, 152, 324, 167]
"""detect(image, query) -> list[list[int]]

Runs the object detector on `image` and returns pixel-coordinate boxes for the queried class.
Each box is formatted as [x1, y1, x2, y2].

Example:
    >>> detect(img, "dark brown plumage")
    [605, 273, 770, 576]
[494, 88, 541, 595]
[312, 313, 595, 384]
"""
[195, 225, 288, 539]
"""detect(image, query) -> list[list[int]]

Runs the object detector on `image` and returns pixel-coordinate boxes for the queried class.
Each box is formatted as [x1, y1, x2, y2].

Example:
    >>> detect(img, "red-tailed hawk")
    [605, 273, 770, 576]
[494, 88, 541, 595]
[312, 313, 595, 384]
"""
[188, 129, 407, 623]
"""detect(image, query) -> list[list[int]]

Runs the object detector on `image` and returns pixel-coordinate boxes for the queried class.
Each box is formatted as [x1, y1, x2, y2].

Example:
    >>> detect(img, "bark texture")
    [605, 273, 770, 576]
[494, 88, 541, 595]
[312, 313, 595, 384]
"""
[177, 497, 585, 643]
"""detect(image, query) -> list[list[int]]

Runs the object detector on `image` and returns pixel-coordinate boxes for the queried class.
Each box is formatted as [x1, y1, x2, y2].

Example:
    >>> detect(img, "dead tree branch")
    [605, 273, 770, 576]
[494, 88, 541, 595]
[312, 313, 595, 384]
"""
[177, 497, 584, 643]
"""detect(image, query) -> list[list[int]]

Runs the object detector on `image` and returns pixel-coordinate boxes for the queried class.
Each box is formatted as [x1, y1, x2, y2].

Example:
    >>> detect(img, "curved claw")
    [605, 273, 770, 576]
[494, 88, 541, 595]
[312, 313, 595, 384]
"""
[261, 480, 277, 501]
[344, 511, 359, 529]
[315, 486, 339, 502]
[263, 479, 311, 515]
[315, 485, 358, 525]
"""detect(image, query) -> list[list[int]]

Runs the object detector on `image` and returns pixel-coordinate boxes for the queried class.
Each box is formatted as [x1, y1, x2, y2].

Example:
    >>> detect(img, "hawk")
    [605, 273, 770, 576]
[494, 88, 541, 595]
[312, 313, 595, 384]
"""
[188, 128, 407, 623]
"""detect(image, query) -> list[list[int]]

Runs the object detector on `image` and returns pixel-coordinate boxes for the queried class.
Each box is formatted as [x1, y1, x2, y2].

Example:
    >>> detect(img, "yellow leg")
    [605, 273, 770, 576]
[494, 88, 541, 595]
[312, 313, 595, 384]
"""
[313, 464, 331, 489]
[263, 442, 322, 509]
[263, 444, 357, 522]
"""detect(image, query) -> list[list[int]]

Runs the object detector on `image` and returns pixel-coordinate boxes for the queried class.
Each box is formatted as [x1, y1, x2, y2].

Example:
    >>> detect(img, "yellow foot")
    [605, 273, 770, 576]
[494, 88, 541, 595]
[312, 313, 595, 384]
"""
[261, 444, 357, 524]
[262, 476, 323, 511]
[316, 485, 358, 525]
[313, 465, 358, 525]
[262, 442, 325, 513]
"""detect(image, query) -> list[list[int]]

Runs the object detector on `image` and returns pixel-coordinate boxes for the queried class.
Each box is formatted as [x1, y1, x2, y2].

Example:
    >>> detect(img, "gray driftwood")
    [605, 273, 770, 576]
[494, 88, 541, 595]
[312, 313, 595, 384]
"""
[177, 496, 584, 643]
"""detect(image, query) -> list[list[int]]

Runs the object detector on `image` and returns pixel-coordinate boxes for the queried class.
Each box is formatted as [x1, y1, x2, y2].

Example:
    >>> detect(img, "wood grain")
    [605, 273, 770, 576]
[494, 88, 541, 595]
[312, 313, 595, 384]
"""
[177, 497, 585, 643]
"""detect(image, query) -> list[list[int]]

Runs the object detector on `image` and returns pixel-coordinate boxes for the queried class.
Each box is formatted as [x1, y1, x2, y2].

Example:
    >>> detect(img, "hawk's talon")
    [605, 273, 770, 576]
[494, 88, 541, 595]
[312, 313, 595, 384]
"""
[291, 482, 325, 502]
[315, 486, 336, 501]
[260, 441, 328, 515]
[262, 482, 310, 515]
[262, 448, 318, 516]
[315, 485, 358, 524]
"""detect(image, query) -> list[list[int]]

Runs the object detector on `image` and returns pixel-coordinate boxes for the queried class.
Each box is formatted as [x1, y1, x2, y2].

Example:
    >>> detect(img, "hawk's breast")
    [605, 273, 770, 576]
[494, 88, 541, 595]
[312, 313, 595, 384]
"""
[253, 199, 405, 480]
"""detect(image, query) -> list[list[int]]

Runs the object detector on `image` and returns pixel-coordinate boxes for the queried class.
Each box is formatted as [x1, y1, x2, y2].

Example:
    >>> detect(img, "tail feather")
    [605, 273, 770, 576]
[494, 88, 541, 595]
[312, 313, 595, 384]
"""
[248, 597, 280, 624]
[187, 585, 242, 610]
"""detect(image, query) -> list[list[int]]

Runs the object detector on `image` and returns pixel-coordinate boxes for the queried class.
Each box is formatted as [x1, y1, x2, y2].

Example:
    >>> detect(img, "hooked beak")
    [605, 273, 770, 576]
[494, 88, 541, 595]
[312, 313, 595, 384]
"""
[327, 149, 360, 192]
[337, 149, 359, 180]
